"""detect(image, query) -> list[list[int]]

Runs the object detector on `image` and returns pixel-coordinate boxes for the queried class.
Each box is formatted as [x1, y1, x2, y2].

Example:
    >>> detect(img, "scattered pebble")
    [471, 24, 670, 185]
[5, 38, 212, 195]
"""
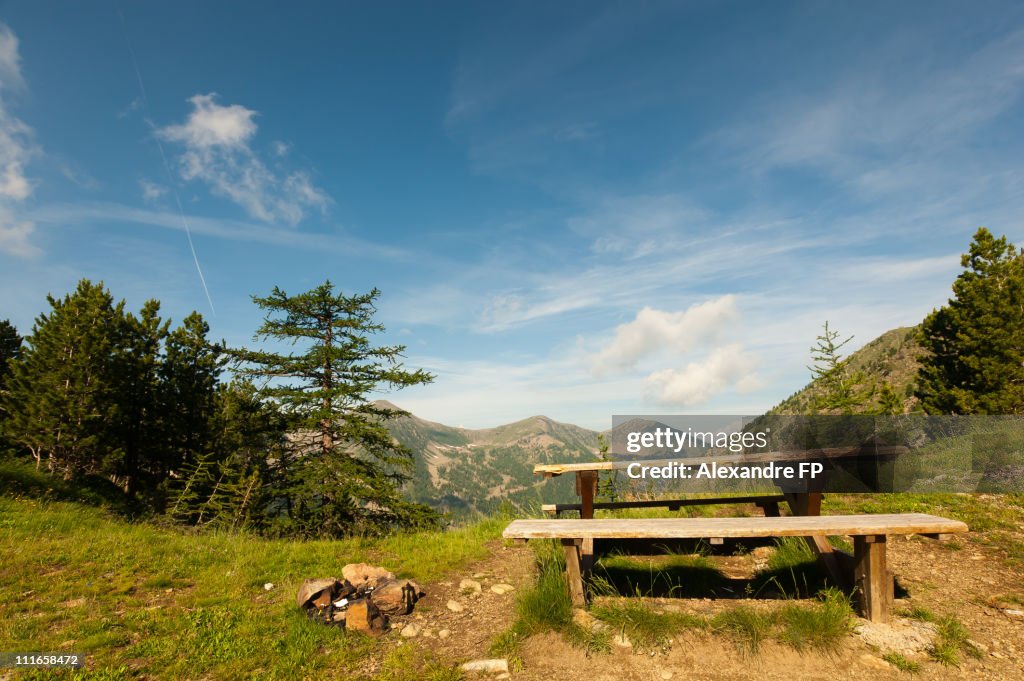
[447, 600, 465, 613]
[400, 623, 421, 638]
[490, 584, 515, 595]
[460, 659, 509, 673]
[438, 628, 451, 640]
[263, 583, 274, 591]
[460, 578, 482, 594]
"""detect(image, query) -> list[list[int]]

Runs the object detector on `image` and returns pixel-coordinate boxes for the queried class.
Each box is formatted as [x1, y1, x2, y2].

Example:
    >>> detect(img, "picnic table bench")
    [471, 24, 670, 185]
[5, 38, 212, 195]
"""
[503, 513, 968, 622]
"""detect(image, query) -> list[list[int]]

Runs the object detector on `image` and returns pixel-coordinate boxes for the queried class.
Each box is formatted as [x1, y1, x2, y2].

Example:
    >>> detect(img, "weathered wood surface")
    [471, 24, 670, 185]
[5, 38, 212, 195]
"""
[854, 534, 893, 623]
[502, 513, 967, 540]
[533, 445, 908, 477]
[540, 495, 787, 515]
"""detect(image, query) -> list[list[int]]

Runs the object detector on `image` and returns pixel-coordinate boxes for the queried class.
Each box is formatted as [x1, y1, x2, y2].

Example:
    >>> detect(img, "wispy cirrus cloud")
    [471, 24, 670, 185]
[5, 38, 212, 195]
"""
[158, 94, 330, 226]
[0, 22, 39, 258]
[27, 201, 411, 261]
[715, 26, 1024, 199]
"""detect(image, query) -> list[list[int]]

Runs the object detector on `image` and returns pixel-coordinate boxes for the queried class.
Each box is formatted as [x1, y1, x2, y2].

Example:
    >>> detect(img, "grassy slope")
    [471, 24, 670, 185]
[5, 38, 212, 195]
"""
[771, 326, 926, 415]
[0, 462, 504, 680]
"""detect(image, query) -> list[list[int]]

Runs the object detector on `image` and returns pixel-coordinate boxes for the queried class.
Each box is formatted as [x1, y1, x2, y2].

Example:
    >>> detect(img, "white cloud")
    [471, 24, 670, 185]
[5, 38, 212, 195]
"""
[591, 296, 738, 375]
[139, 178, 168, 202]
[0, 207, 39, 257]
[0, 24, 24, 91]
[160, 94, 257, 149]
[644, 344, 759, 407]
[0, 22, 37, 258]
[158, 94, 330, 226]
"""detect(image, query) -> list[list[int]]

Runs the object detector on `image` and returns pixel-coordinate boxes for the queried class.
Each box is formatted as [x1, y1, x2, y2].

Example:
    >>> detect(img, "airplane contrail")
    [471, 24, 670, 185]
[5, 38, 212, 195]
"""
[118, 10, 216, 317]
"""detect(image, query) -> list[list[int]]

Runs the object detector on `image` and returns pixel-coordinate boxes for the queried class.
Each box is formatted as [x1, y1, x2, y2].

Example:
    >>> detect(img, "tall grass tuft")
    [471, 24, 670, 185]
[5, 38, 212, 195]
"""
[711, 606, 774, 654]
[776, 588, 852, 653]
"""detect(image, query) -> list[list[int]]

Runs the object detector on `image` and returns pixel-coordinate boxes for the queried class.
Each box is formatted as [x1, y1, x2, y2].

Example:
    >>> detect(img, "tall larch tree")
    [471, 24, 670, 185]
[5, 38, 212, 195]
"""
[231, 281, 439, 536]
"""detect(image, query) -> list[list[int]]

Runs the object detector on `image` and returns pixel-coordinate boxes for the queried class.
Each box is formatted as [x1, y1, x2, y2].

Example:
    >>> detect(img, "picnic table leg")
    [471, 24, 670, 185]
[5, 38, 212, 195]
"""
[575, 471, 598, 578]
[561, 538, 587, 606]
[576, 470, 598, 519]
[785, 492, 852, 591]
[853, 534, 893, 623]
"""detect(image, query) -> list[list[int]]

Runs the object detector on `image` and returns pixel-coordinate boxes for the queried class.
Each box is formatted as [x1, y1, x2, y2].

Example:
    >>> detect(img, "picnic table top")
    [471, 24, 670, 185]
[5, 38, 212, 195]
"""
[533, 445, 909, 476]
[502, 513, 967, 540]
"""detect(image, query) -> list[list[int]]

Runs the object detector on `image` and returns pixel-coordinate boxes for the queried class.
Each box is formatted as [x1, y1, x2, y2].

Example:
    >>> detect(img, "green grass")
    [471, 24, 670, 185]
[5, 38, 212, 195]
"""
[883, 652, 922, 674]
[823, 492, 1024, 568]
[487, 540, 575, 669]
[0, 495, 503, 680]
[776, 588, 852, 653]
[930, 614, 982, 666]
[590, 601, 704, 651]
[899, 605, 981, 667]
[374, 644, 465, 681]
[710, 606, 773, 654]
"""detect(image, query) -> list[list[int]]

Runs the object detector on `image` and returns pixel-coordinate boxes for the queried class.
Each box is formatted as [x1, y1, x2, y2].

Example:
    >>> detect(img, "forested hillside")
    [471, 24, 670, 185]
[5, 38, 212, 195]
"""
[382, 402, 600, 517]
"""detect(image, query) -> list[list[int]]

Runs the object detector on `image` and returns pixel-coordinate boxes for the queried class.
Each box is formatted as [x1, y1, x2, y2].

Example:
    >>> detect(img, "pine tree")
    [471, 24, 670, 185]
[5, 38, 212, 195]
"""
[0, 319, 21, 394]
[3, 280, 125, 476]
[595, 433, 619, 502]
[230, 282, 439, 536]
[807, 322, 873, 413]
[113, 299, 169, 500]
[917, 228, 1024, 414]
[0, 320, 22, 448]
[160, 312, 223, 483]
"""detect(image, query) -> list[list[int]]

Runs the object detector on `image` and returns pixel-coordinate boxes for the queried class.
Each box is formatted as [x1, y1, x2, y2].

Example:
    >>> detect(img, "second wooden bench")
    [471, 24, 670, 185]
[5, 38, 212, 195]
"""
[502, 513, 968, 622]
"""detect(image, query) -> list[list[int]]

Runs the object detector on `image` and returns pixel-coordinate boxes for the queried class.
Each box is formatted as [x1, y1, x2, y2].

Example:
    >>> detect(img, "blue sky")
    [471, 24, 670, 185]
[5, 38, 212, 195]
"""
[2, 1, 1024, 429]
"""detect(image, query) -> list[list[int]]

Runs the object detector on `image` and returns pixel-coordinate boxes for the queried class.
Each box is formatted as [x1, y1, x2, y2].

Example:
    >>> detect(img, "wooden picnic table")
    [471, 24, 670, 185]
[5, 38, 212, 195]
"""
[532, 444, 909, 589]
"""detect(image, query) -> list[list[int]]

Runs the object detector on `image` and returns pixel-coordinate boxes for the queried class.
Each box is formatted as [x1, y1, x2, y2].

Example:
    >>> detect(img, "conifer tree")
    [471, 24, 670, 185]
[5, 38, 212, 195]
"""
[4, 280, 125, 476]
[807, 322, 873, 413]
[113, 299, 169, 500]
[0, 319, 21, 394]
[160, 312, 223, 482]
[231, 282, 439, 536]
[917, 228, 1024, 414]
[0, 320, 22, 448]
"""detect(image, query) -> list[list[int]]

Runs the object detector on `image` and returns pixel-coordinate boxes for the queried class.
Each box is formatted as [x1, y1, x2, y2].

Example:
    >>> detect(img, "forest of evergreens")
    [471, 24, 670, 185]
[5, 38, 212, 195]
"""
[0, 280, 438, 538]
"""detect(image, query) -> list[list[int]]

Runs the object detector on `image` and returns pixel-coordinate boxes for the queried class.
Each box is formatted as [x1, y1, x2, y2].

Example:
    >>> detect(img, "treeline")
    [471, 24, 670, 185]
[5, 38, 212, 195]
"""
[0, 280, 439, 538]
[793, 228, 1024, 417]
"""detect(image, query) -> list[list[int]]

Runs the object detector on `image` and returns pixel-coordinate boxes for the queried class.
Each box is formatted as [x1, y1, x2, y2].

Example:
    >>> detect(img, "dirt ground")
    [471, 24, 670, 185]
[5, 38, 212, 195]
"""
[374, 534, 1024, 681]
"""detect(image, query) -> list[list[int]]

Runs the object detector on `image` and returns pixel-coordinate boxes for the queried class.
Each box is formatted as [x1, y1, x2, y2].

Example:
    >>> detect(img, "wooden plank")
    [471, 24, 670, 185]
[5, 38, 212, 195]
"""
[502, 513, 968, 540]
[533, 445, 909, 476]
[561, 539, 586, 606]
[854, 534, 893, 623]
[540, 495, 788, 515]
